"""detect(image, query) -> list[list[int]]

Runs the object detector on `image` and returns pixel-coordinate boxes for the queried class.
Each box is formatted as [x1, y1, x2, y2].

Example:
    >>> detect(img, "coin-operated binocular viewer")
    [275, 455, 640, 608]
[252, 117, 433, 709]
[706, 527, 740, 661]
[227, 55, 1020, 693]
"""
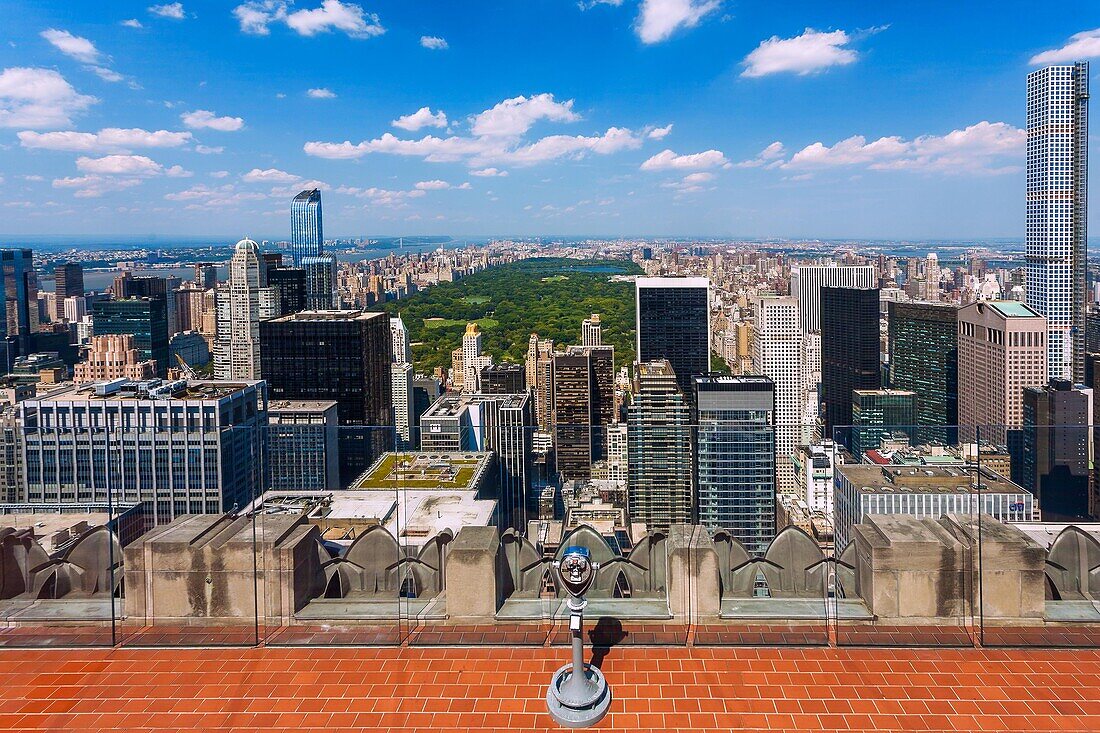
[545, 546, 612, 727]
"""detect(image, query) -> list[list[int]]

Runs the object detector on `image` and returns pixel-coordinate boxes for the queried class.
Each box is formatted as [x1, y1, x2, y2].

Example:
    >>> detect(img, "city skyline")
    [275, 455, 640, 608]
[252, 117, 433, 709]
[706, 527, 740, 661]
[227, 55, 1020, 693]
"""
[0, 3, 1098, 238]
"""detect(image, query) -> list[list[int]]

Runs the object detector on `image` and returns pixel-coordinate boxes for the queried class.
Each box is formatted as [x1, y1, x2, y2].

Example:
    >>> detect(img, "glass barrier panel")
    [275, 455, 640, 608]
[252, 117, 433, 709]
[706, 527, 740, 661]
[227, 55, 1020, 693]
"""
[262, 425, 404, 646]
[0, 406, 123, 646]
[693, 423, 829, 647]
[115, 421, 262, 647]
[545, 422, 687, 649]
[977, 423, 1100, 648]
[831, 424, 977, 647]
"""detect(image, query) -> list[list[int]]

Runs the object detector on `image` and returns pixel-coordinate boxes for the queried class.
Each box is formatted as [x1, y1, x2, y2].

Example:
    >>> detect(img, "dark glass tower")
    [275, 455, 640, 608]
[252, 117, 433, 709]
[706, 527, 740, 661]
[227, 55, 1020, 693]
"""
[481, 362, 525, 394]
[821, 286, 880, 438]
[887, 301, 958, 443]
[54, 262, 84, 299]
[266, 267, 307, 315]
[290, 189, 323, 267]
[635, 277, 710, 398]
[259, 310, 393, 485]
[1023, 379, 1094, 521]
[0, 249, 38, 370]
[693, 374, 776, 555]
[91, 297, 170, 377]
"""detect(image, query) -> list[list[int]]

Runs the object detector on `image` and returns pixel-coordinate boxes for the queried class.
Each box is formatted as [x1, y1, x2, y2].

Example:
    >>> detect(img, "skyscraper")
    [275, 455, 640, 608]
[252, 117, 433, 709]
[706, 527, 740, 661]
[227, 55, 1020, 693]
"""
[1022, 378, 1094, 521]
[887, 301, 958, 443]
[1026, 62, 1089, 382]
[0, 249, 38, 369]
[581, 313, 602, 347]
[958, 300, 1048, 466]
[266, 266, 307, 315]
[636, 277, 710, 397]
[260, 310, 394, 485]
[821, 286, 880, 440]
[627, 360, 693, 531]
[752, 296, 803, 495]
[390, 316, 412, 364]
[551, 345, 614, 480]
[851, 389, 917, 459]
[462, 322, 491, 392]
[91, 297, 169, 377]
[789, 264, 876, 333]
[301, 255, 338, 310]
[290, 188, 323, 267]
[391, 361, 414, 449]
[214, 238, 278, 380]
[693, 374, 776, 555]
[53, 262, 84, 299]
[481, 362, 525, 394]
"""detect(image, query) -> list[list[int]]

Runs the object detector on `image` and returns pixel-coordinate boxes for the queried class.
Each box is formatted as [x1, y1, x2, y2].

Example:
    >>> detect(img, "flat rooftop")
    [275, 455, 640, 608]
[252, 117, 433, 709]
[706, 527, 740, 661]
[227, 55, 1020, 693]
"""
[837, 463, 1025, 494]
[421, 392, 528, 418]
[34, 379, 258, 402]
[350, 451, 493, 491]
[264, 309, 385, 323]
[267, 399, 338, 413]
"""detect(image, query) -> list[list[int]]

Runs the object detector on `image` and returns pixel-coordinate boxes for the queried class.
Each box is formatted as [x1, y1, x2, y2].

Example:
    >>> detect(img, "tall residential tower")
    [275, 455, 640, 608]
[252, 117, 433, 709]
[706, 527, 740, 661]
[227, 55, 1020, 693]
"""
[1026, 63, 1089, 381]
[290, 188, 323, 267]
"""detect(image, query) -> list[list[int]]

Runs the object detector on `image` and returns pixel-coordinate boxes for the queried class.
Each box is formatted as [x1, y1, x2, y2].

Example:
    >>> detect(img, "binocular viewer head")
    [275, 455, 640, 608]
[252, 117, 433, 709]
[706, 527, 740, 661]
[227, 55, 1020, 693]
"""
[555, 546, 598, 599]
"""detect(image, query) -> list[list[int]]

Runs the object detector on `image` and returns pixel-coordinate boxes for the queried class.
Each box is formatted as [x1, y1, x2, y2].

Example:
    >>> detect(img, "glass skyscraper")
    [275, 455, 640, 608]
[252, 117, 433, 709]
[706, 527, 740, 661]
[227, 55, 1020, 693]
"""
[693, 374, 776, 556]
[821, 286, 880, 438]
[635, 277, 710, 398]
[291, 188, 324, 267]
[1026, 62, 1089, 382]
[91, 297, 169, 378]
[0, 249, 38, 370]
[887, 301, 958, 444]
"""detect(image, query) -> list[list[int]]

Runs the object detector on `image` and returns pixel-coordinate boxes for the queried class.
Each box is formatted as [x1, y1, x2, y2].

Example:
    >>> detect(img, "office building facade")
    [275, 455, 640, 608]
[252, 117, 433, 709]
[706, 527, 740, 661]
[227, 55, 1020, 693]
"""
[627, 360, 693, 531]
[92, 297, 169, 378]
[693, 374, 776, 555]
[821, 286, 881, 438]
[790, 264, 876, 334]
[53, 262, 84, 299]
[19, 380, 268, 526]
[851, 389, 917, 459]
[214, 238, 278, 381]
[636, 277, 710, 397]
[267, 400, 340, 491]
[752, 296, 803, 495]
[1022, 379, 1094, 521]
[887, 301, 958, 442]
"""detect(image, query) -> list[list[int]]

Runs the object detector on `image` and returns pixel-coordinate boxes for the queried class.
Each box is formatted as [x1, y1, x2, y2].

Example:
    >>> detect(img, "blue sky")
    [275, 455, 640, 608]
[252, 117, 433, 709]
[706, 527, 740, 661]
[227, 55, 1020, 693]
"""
[1, 0, 1099, 239]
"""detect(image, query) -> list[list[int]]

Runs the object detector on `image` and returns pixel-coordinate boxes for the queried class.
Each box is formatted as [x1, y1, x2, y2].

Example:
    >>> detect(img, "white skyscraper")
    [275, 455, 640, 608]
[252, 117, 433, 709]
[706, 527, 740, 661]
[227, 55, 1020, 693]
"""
[752, 296, 803, 496]
[461, 322, 491, 393]
[392, 361, 414, 449]
[214, 238, 279, 380]
[789, 264, 876, 333]
[581, 313, 602, 347]
[390, 316, 411, 363]
[1026, 62, 1089, 382]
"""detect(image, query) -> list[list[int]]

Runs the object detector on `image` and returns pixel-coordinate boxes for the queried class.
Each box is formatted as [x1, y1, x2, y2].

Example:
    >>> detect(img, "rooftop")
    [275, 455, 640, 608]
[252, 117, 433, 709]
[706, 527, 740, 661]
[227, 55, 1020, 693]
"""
[32, 379, 260, 403]
[350, 451, 492, 490]
[1, 645, 1097, 732]
[837, 462, 1025, 494]
[635, 276, 710, 289]
[264, 309, 385, 323]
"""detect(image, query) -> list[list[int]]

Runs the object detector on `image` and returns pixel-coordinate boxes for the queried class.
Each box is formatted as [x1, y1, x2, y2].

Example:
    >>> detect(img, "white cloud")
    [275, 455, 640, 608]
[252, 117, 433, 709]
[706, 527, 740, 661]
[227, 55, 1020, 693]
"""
[742, 28, 860, 78]
[735, 141, 785, 168]
[233, 1, 285, 34]
[0, 67, 96, 129]
[122, 19, 144, 29]
[494, 127, 641, 165]
[307, 87, 336, 99]
[288, 0, 383, 37]
[40, 29, 103, 65]
[635, 0, 720, 45]
[1030, 28, 1100, 65]
[194, 144, 223, 154]
[470, 93, 579, 138]
[77, 154, 168, 176]
[148, 3, 186, 20]
[420, 35, 448, 50]
[181, 109, 244, 131]
[53, 175, 144, 198]
[87, 67, 124, 83]
[392, 106, 447, 131]
[579, 0, 625, 8]
[663, 170, 715, 194]
[165, 183, 233, 201]
[18, 127, 193, 152]
[647, 124, 673, 140]
[307, 93, 642, 168]
[336, 185, 426, 207]
[414, 179, 452, 190]
[471, 167, 508, 177]
[640, 148, 729, 171]
[783, 121, 1024, 175]
[242, 167, 300, 183]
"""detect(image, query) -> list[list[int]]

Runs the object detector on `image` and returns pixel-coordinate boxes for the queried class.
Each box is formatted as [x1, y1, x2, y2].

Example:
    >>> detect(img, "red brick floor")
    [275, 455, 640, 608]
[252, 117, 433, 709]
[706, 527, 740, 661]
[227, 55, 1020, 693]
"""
[1, 645, 1099, 732]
